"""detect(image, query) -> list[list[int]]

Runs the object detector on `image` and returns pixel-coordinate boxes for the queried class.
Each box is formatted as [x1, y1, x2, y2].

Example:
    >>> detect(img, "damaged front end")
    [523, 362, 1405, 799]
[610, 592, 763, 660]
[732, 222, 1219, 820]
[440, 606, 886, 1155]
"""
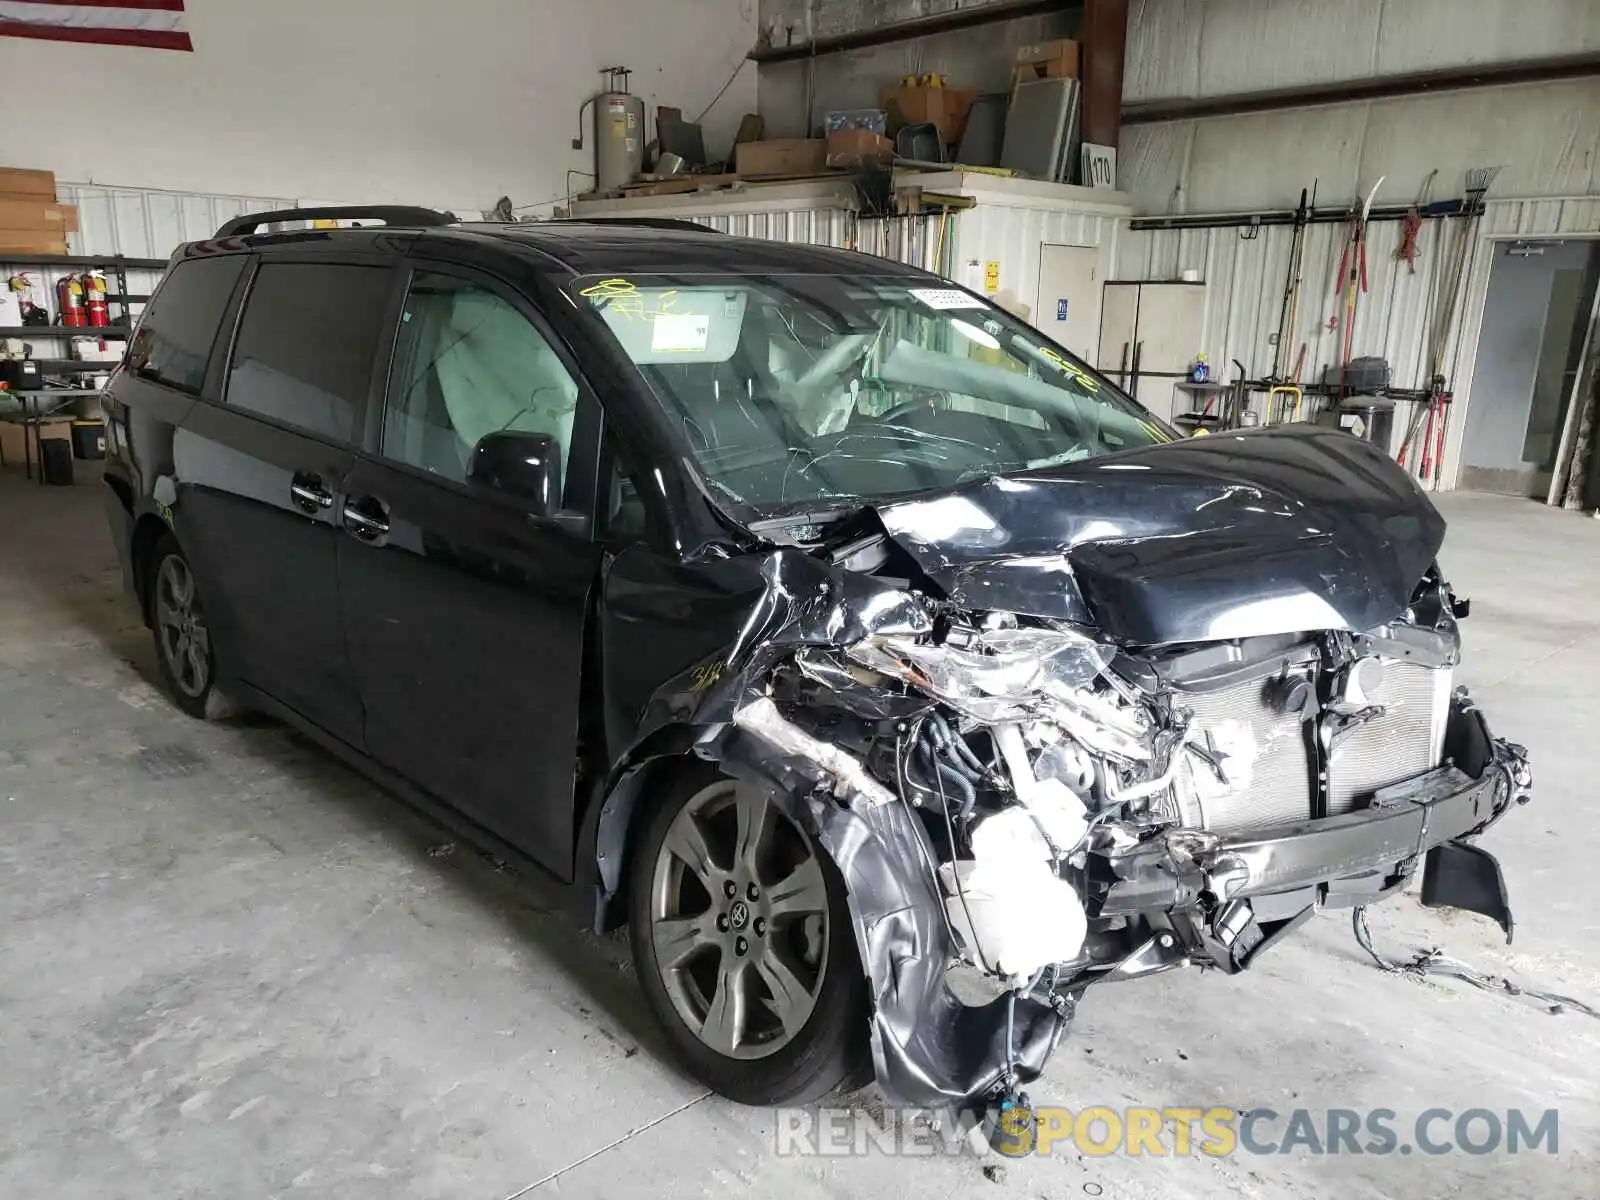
[657, 553, 1532, 1115]
[591, 427, 1537, 1117]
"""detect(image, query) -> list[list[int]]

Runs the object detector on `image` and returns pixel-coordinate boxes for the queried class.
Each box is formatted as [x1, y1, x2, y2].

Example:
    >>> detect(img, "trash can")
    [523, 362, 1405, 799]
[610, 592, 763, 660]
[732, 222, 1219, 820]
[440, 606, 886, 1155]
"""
[1328, 397, 1395, 451]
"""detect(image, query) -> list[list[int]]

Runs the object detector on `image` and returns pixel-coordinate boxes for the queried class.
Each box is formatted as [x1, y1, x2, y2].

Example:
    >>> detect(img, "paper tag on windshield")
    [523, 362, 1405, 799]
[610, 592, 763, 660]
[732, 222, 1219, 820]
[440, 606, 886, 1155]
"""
[909, 287, 986, 311]
[651, 313, 710, 352]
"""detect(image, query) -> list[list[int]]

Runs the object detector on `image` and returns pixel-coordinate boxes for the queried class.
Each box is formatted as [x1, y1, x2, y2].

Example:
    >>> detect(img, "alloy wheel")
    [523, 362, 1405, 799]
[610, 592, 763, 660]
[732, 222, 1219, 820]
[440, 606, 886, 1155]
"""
[154, 555, 210, 699]
[649, 780, 831, 1060]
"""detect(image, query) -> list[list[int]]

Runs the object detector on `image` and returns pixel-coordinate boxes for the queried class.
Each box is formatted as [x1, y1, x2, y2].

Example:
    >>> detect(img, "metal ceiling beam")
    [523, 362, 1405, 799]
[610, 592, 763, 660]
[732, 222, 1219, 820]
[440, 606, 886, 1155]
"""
[1122, 52, 1600, 125]
[1080, 0, 1128, 149]
[748, 0, 1070, 65]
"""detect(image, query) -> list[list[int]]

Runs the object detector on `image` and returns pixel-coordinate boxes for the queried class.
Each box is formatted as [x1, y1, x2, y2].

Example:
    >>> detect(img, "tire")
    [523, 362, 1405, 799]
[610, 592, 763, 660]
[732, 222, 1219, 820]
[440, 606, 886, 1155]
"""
[628, 762, 870, 1105]
[145, 532, 238, 721]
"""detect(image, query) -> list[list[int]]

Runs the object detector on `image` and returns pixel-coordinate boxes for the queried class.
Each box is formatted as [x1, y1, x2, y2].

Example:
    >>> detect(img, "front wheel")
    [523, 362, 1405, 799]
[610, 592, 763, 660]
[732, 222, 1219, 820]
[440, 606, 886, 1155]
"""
[147, 533, 237, 721]
[628, 765, 869, 1105]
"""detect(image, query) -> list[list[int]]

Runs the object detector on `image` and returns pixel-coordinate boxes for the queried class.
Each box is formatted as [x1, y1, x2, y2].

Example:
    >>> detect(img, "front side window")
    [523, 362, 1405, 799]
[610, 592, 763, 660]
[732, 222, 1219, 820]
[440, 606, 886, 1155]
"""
[226, 262, 392, 442]
[569, 274, 1176, 517]
[127, 254, 247, 394]
[381, 271, 579, 486]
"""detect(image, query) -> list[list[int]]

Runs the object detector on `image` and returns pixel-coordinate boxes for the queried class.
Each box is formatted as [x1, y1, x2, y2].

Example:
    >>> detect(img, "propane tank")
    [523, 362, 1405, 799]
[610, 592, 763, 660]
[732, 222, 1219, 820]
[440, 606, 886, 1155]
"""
[82, 270, 109, 328]
[588, 67, 645, 192]
[56, 274, 85, 327]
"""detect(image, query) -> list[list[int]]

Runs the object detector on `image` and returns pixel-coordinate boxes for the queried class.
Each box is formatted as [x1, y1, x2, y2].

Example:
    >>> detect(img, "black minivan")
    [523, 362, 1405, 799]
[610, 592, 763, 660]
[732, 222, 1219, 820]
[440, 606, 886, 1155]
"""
[103, 207, 1529, 1120]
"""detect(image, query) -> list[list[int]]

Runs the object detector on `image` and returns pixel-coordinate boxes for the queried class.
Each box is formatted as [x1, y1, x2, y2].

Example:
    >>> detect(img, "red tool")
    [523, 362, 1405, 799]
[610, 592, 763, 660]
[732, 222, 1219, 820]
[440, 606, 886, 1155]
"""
[1335, 178, 1384, 397]
[1396, 170, 1435, 275]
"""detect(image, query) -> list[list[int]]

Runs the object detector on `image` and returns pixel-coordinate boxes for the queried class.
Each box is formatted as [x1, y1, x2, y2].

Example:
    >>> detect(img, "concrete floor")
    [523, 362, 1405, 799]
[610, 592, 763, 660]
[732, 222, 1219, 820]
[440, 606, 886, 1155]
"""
[1, 462, 1597, 1199]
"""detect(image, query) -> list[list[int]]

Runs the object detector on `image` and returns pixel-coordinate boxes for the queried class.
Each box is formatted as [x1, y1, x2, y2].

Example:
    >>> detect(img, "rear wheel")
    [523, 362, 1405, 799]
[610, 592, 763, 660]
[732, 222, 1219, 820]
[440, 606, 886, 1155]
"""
[628, 765, 869, 1105]
[147, 533, 236, 721]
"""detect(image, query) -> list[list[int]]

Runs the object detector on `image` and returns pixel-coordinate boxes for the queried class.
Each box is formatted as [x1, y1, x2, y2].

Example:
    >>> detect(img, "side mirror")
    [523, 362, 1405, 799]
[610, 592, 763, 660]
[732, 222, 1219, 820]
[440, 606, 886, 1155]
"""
[467, 430, 561, 514]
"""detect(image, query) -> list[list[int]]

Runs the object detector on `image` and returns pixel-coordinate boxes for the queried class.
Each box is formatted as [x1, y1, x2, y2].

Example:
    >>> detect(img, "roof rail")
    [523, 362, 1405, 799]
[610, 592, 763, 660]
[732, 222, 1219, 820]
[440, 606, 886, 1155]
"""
[214, 206, 457, 237]
[544, 217, 719, 233]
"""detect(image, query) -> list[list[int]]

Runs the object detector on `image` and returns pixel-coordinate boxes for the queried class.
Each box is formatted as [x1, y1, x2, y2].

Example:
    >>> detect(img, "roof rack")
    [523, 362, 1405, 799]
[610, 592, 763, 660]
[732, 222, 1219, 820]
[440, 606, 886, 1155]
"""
[214, 206, 457, 237]
[544, 217, 719, 234]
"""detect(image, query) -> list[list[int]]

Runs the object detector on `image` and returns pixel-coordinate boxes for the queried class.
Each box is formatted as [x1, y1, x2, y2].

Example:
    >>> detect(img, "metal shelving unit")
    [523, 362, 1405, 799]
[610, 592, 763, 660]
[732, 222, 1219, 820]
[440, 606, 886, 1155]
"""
[1, 253, 168, 269]
[0, 325, 130, 339]
[2, 254, 162, 480]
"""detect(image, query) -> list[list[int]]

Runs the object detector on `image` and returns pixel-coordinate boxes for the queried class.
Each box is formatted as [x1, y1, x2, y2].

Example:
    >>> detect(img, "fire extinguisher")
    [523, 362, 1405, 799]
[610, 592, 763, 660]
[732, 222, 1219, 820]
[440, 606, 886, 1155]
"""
[82, 270, 109, 328]
[9, 273, 49, 326]
[56, 274, 85, 327]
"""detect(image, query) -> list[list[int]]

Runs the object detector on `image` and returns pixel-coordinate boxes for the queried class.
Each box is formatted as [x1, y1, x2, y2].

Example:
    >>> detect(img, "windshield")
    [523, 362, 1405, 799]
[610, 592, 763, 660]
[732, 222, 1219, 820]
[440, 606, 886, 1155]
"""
[572, 273, 1178, 516]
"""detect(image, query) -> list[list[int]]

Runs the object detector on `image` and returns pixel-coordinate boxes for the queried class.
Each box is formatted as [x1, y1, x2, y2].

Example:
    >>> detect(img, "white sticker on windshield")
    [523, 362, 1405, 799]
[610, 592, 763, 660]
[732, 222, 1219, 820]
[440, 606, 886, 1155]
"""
[908, 287, 987, 311]
[651, 313, 711, 353]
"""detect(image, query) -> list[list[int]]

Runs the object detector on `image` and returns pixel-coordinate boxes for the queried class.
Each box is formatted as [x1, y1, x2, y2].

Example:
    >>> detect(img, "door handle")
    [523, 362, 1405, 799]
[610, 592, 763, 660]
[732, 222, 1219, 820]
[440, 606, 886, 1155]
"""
[289, 472, 334, 513]
[342, 497, 391, 542]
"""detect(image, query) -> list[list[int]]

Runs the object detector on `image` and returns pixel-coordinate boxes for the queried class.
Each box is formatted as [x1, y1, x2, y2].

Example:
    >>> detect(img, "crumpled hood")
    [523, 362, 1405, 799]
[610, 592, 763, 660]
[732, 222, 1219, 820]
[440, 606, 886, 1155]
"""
[870, 425, 1446, 645]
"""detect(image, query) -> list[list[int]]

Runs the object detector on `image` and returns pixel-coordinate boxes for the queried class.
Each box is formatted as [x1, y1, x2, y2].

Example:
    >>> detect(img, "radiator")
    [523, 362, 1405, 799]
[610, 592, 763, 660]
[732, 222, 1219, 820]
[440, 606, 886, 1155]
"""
[1168, 674, 1313, 835]
[1163, 659, 1452, 836]
[1327, 661, 1453, 816]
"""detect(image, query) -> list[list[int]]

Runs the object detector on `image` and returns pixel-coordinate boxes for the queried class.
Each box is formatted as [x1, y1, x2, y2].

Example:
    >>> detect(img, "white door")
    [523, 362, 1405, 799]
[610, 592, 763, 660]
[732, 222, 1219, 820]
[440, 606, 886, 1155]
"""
[1035, 243, 1102, 362]
[1130, 281, 1207, 375]
[1097, 282, 1141, 379]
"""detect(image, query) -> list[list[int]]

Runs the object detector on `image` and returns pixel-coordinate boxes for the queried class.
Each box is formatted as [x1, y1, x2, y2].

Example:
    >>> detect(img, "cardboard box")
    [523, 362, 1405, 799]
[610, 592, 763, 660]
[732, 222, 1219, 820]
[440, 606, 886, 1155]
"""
[1015, 37, 1079, 80]
[825, 129, 894, 168]
[0, 229, 69, 256]
[735, 138, 827, 177]
[0, 167, 57, 199]
[0, 417, 71, 465]
[879, 86, 977, 146]
[0, 200, 76, 232]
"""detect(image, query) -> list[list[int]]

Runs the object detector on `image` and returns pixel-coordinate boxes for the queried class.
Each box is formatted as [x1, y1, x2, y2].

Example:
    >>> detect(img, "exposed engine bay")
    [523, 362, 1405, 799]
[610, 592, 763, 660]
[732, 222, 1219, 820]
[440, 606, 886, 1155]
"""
[592, 427, 1535, 1117]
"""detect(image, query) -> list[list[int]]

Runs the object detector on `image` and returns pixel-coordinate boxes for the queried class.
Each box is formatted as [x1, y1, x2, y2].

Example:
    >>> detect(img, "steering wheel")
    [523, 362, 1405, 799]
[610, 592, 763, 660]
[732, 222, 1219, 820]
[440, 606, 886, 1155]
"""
[873, 395, 941, 425]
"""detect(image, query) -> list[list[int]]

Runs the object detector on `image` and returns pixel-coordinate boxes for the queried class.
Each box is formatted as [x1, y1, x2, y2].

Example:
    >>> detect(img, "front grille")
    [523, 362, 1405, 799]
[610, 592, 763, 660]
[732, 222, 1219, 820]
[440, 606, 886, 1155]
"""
[1169, 677, 1312, 835]
[1327, 661, 1452, 815]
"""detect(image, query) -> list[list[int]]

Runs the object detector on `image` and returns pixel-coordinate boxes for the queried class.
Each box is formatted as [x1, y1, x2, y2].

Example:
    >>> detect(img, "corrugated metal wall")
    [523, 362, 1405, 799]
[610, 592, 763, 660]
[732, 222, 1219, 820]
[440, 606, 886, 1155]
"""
[1115, 195, 1600, 487]
[688, 207, 941, 272]
[1120, 0, 1600, 212]
[32, 183, 295, 326]
[1125, 0, 1600, 102]
[951, 204, 1122, 320]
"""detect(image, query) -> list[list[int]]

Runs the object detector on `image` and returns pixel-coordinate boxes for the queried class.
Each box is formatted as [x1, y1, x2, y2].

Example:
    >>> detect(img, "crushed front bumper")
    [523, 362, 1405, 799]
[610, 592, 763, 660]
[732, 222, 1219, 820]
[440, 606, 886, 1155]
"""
[1097, 702, 1532, 972]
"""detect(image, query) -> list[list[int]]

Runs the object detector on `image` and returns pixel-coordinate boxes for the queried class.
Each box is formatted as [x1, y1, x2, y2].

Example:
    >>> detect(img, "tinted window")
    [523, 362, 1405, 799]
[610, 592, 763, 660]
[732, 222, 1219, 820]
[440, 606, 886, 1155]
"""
[126, 255, 246, 393]
[381, 271, 578, 485]
[226, 262, 392, 442]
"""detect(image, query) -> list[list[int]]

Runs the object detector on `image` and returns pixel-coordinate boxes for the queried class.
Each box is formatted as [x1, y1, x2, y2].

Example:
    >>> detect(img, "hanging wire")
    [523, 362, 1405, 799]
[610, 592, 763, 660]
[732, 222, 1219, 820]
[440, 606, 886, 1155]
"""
[693, 57, 752, 125]
[1351, 907, 1599, 1020]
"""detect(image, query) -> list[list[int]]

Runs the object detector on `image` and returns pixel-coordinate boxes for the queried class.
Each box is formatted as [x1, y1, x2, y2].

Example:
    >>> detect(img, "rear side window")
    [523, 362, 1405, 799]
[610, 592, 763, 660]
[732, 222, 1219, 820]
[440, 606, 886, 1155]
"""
[126, 255, 246, 394]
[225, 262, 392, 442]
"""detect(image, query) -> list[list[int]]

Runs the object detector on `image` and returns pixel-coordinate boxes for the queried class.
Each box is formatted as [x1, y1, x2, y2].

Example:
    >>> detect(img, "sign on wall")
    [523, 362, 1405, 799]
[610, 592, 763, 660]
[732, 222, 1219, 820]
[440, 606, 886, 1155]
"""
[0, 1, 193, 52]
[1080, 144, 1117, 190]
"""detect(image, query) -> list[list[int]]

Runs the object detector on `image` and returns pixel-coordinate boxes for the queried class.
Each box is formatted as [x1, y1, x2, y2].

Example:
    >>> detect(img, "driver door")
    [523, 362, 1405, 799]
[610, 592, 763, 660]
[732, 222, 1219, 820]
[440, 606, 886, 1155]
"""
[336, 264, 603, 878]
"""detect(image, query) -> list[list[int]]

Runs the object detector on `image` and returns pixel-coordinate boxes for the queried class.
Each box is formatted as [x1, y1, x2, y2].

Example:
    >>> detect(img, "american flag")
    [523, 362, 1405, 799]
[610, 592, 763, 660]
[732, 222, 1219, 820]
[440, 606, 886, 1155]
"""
[0, 0, 192, 52]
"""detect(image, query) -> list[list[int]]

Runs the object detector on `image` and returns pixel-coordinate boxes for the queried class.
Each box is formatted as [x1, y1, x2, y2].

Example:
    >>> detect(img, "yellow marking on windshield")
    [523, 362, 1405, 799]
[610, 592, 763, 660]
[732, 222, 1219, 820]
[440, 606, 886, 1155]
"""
[579, 278, 681, 323]
[1038, 346, 1101, 393]
[1138, 420, 1174, 443]
[579, 278, 637, 298]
